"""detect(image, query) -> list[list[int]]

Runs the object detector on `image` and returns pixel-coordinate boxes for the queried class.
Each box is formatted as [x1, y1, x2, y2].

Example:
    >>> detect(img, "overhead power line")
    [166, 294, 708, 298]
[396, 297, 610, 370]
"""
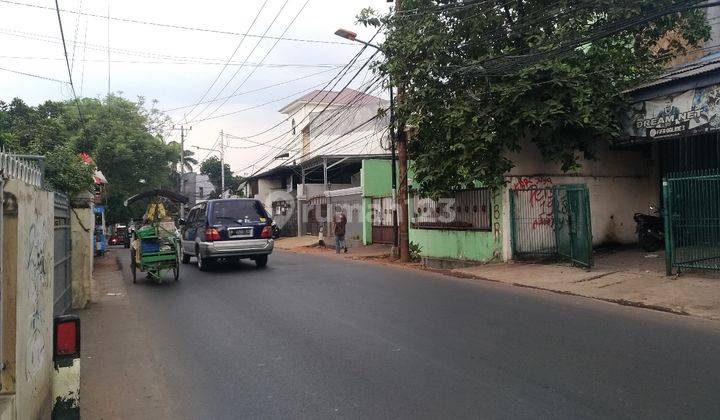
[0, 0, 353, 45]
[53, 0, 84, 120]
[163, 66, 351, 113]
[0, 28, 350, 66]
[188, 0, 296, 122]
[0, 65, 67, 83]
[179, 0, 270, 125]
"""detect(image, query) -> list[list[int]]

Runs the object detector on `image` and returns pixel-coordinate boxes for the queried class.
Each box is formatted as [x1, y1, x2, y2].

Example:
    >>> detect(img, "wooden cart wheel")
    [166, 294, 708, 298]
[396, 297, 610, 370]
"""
[173, 262, 180, 282]
[130, 252, 137, 284]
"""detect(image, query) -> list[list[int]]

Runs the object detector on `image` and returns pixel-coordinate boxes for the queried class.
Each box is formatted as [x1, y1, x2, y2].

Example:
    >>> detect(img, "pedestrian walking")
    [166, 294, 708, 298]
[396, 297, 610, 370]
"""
[333, 206, 348, 253]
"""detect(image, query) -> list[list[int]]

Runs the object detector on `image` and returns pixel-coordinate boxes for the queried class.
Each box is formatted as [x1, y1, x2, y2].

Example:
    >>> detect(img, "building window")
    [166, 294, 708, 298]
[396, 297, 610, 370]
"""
[412, 188, 492, 230]
[292, 118, 296, 135]
[198, 187, 204, 198]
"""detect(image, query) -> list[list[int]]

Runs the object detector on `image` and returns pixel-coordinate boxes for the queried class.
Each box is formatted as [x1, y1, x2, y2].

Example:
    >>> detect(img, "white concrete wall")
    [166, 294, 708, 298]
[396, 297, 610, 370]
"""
[71, 206, 93, 309]
[503, 139, 655, 257]
[256, 178, 282, 204]
[1, 179, 54, 419]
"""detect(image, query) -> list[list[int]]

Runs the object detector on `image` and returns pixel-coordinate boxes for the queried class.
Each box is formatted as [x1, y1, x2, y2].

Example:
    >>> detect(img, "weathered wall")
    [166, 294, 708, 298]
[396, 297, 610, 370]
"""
[409, 228, 502, 262]
[2, 179, 54, 420]
[405, 164, 505, 262]
[505, 139, 655, 249]
[71, 206, 93, 309]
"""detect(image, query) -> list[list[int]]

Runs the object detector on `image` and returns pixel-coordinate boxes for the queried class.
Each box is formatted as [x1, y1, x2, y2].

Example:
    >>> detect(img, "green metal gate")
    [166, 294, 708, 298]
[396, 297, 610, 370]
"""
[663, 169, 720, 275]
[509, 184, 593, 267]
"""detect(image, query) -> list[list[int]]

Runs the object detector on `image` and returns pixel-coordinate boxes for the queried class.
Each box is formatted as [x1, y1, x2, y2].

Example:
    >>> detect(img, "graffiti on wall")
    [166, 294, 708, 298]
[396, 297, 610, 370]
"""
[512, 176, 554, 230]
[25, 215, 49, 382]
[492, 199, 502, 243]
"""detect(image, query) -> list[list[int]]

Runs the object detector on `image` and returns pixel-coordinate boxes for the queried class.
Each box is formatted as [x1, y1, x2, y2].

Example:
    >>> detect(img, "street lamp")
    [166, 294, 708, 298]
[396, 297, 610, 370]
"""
[335, 28, 400, 256]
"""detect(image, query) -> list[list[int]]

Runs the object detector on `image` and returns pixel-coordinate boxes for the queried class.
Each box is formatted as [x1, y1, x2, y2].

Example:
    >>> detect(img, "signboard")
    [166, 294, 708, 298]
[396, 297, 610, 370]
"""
[622, 84, 720, 143]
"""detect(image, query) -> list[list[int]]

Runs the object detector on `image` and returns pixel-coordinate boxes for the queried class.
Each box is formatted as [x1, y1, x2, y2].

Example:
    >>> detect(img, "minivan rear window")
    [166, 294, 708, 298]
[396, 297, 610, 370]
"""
[210, 200, 268, 223]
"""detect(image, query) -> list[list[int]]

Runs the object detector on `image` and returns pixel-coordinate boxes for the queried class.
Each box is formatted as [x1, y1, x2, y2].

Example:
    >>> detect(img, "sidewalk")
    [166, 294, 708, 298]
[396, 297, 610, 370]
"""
[79, 251, 177, 419]
[452, 248, 720, 321]
[275, 236, 392, 258]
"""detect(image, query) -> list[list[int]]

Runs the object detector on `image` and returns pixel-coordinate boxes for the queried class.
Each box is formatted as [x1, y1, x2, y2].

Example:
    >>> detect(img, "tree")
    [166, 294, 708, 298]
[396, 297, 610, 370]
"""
[0, 95, 178, 223]
[0, 98, 94, 194]
[167, 141, 199, 173]
[200, 156, 243, 197]
[360, 0, 709, 196]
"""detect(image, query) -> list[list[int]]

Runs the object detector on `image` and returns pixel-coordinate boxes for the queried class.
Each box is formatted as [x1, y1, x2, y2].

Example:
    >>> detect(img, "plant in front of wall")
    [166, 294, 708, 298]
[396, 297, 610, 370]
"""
[409, 241, 422, 263]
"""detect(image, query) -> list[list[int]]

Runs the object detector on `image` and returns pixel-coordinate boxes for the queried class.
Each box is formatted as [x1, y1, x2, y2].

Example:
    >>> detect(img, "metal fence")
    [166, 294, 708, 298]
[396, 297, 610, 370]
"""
[372, 197, 395, 244]
[412, 189, 492, 230]
[509, 185, 593, 267]
[663, 169, 720, 275]
[53, 193, 72, 315]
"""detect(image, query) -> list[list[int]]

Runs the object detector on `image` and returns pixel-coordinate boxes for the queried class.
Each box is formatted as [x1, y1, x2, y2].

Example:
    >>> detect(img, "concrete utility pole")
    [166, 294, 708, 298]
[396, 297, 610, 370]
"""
[394, 0, 411, 262]
[220, 129, 225, 198]
[173, 125, 191, 218]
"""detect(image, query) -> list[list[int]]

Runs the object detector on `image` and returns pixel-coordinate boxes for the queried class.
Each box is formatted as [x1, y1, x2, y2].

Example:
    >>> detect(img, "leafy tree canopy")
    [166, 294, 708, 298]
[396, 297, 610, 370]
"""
[360, 0, 709, 195]
[0, 94, 177, 223]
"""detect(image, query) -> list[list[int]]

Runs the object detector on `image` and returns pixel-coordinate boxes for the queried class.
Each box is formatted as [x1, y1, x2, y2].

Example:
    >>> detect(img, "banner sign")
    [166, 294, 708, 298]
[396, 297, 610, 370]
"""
[622, 84, 720, 143]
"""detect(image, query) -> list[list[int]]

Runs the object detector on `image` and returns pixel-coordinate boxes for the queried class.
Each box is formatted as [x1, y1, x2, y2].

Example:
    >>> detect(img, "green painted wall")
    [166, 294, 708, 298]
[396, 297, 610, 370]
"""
[409, 228, 501, 262]
[407, 189, 504, 263]
[361, 159, 394, 245]
[361, 159, 394, 197]
[362, 197, 372, 245]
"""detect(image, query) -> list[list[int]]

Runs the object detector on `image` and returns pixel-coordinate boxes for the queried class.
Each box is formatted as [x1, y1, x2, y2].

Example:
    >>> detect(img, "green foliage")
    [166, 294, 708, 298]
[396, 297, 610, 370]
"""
[409, 241, 423, 262]
[44, 145, 95, 196]
[0, 94, 177, 223]
[200, 156, 244, 197]
[360, 0, 710, 196]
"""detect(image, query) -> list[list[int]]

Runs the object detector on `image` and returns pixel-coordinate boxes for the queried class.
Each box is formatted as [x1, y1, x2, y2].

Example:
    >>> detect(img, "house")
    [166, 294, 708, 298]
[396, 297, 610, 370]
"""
[247, 88, 391, 241]
[181, 172, 215, 206]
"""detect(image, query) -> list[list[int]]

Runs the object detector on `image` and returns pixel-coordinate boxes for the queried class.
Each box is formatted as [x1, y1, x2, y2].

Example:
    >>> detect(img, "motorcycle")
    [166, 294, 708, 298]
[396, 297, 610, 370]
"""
[634, 205, 664, 252]
[271, 220, 281, 239]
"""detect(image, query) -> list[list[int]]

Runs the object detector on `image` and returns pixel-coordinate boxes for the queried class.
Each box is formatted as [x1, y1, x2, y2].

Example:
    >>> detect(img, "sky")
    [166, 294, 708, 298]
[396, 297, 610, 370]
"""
[0, 0, 391, 176]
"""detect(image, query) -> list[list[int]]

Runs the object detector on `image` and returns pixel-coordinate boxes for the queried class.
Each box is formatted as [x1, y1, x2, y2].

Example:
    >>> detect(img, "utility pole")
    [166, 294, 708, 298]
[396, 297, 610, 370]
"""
[220, 129, 225, 198]
[173, 125, 191, 218]
[395, 0, 410, 263]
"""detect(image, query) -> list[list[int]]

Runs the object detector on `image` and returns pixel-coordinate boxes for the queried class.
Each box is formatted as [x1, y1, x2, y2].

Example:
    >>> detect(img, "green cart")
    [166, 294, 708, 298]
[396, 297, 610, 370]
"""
[124, 189, 189, 284]
[130, 224, 180, 283]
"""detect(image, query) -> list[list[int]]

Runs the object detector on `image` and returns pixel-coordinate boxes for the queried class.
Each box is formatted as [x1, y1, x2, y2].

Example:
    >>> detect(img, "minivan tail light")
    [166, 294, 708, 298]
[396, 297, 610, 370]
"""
[261, 225, 272, 239]
[205, 228, 221, 241]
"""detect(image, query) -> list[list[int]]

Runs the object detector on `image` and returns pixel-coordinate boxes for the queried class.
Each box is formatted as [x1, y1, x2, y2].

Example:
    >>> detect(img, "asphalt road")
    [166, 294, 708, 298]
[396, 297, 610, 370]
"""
[114, 248, 720, 419]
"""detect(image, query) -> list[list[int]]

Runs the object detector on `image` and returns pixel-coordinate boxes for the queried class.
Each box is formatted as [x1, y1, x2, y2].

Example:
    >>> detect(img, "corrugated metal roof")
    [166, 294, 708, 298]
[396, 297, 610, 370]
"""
[626, 52, 720, 94]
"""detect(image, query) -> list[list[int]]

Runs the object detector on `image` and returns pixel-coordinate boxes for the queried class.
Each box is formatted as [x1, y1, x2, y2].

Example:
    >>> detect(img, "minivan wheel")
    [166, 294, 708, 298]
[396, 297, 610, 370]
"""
[181, 252, 191, 264]
[254, 254, 268, 268]
[197, 249, 209, 272]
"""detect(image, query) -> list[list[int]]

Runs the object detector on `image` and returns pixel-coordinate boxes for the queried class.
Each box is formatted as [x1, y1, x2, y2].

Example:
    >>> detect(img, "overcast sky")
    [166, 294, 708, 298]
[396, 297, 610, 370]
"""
[0, 0, 391, 175]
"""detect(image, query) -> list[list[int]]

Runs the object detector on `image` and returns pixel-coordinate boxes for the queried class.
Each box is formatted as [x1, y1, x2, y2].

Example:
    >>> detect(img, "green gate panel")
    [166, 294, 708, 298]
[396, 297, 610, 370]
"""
[510, 184, 593, 268]
[664, 169, 720, 275]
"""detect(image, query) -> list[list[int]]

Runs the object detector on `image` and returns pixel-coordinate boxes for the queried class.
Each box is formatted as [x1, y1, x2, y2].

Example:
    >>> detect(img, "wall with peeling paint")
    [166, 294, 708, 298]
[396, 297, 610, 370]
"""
[71, 206, 93, 309]
[505, 138, 656, 251]
[0, 179, 54, 420]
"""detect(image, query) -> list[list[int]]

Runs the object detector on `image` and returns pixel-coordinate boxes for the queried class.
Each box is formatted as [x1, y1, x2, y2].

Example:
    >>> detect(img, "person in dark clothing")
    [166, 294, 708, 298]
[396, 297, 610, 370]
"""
[333, 207, 348, 254]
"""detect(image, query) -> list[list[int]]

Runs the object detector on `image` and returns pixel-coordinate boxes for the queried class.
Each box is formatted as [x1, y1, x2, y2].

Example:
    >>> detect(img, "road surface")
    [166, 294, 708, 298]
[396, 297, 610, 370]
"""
[88, 248, 720, 419]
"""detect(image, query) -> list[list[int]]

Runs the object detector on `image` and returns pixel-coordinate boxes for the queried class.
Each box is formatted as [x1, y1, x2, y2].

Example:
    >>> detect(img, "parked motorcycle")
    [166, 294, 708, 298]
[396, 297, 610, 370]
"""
[634, 205, 664, 252]
[271, 220, 281, 239]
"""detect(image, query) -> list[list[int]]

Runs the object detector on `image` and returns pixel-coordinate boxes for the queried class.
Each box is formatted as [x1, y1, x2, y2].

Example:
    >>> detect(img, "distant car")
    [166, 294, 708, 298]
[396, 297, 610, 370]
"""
[109, 224, 130, 248]
[179, 199, 274, 271]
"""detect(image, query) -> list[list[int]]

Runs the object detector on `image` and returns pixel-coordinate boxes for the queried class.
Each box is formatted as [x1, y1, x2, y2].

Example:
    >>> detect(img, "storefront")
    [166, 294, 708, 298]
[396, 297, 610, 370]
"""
[621, 55, 720, 274]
